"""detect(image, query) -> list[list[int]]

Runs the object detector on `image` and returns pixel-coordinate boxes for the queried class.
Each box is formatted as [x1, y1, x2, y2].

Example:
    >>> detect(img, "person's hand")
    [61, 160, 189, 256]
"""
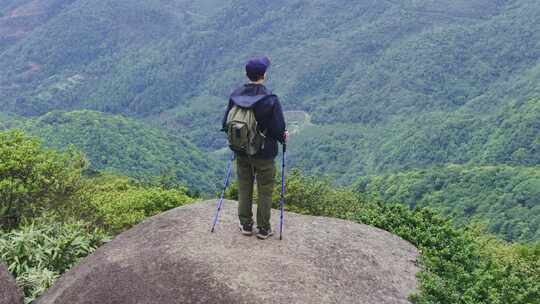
[283, 131, 289, 142]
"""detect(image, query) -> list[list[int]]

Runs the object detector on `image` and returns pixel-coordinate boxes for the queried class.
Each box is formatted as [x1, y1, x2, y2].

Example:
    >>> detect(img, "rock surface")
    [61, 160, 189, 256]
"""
[0, 264, 23, 304]
[37, 200, 419, 304]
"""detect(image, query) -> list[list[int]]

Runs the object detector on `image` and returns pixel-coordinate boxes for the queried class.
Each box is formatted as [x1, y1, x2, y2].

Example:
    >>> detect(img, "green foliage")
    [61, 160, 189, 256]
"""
[15, 268, 58, 304]
[23, 110, 220, 194]
[481, 99, 540, 165]
[279, 171, 540, 304]
[0, 131, 196, 300]
[1, 128, 196, 304]
[270, 169, 362, 217]
[158, 95, 230, 151]
[288, 98, 540, 184]
[3, 0, 532, 118]
[0, 130, 86, 230]
[0, 216, 108, 303]
[357, 164, 540, 242]
[288, 124, 371, 182]
[87, 175, 194, 233]
[412, 234, 540, 304]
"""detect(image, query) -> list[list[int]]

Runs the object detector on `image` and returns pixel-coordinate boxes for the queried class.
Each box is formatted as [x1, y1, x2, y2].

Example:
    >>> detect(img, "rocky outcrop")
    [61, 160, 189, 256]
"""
[37, 200, 419, 304]
[0, 264, 23, 304]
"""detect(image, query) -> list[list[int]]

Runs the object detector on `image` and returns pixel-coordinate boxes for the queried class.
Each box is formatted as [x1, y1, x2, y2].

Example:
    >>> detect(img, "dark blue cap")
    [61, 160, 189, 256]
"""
[245, 57, 271, 76]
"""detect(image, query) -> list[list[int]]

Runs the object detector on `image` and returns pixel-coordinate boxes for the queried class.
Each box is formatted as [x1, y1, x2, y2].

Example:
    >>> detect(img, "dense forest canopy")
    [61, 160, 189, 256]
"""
[1, 0, 538, 156]
[23, 110, 221, 193]
[356, 164, 540, 242]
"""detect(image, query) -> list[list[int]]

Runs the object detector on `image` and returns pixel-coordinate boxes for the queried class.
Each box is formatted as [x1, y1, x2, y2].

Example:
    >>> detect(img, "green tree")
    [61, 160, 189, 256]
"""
[0, 130, 86, 230]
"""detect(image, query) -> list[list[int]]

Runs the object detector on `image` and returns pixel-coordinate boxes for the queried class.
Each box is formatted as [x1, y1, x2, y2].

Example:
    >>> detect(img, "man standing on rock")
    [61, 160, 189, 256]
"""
[222, 57, 287, 239]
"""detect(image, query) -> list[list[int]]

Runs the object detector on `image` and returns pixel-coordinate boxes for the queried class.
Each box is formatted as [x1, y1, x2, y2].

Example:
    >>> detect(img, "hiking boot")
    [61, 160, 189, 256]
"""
[256, 228, 273, 240]
[239, 223, 253, 236]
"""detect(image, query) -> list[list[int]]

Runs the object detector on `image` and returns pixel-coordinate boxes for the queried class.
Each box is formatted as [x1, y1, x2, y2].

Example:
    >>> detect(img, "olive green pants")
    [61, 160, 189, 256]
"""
[237, 155, 275, 230]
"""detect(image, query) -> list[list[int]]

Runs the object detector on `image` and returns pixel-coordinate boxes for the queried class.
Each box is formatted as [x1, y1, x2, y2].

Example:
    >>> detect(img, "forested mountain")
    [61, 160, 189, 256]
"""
[1, 0, 538, 157]
[0, 0, 77, 52]
[23, 110, 220, 193]
[1, 0, 539, 241]
[290, 98, 540, 182]
[356, 164, 540, 242]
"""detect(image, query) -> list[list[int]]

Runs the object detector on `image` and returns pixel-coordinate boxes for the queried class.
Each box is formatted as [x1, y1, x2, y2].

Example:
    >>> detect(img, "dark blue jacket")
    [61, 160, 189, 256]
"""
[222, 83, 286, 159]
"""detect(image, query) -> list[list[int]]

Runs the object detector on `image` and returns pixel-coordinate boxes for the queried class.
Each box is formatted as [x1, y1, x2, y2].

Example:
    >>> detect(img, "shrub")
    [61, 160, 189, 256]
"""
[15, 268, 59, 304]
[271, 169, 362, 218]
[0, 130, 87, 230]
[88, 176, 194, 233]
[0, 216, 108, 303]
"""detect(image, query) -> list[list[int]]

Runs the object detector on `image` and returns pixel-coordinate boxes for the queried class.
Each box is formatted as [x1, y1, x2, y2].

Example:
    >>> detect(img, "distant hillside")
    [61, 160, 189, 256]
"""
[288, 98, 540, 182]
[1, 0, 538, 163]
[0, 0, 76, 53]
[356, 164, 540, 242]
[23, 110, 220, 193]
[0, 112, 24, 130]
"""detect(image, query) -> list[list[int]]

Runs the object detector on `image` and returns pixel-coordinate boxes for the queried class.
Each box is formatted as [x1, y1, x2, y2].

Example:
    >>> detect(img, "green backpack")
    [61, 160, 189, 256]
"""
[226, 106, 265, 155]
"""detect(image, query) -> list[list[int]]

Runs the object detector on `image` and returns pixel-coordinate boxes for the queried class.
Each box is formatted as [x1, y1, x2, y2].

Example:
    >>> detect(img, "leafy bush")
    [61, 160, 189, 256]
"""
[15, 268, 59, 304]
[87, 175, 194, 233]
[0, 130, 86, 230]
[270, 169, 362, 218]
[0, 216, 108, 303]
[0, 130, 198, 302]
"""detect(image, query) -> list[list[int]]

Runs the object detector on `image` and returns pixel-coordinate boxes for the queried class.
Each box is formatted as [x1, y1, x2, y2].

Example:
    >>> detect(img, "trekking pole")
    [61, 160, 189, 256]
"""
[279, 143, 287, 240]
[211, 152, 235, 233]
